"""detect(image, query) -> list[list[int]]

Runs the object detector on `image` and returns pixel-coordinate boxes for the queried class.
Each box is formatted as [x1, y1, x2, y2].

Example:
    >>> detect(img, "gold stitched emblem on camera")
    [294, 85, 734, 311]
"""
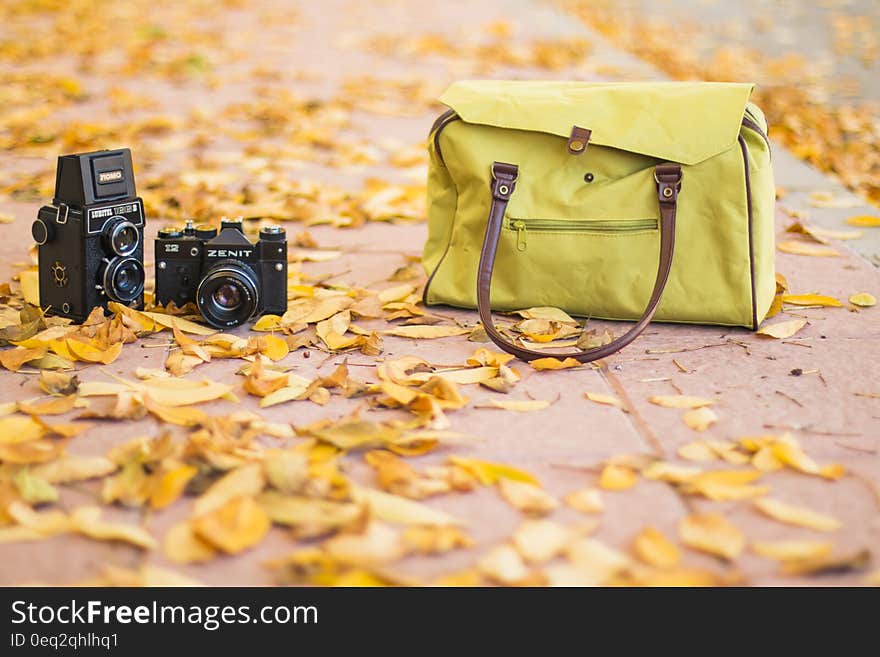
[52, 261, 68, 287]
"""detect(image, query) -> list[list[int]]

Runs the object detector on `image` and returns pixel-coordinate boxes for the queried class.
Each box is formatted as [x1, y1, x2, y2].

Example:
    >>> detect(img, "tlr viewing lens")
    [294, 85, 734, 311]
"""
[106, 217, 140, 256]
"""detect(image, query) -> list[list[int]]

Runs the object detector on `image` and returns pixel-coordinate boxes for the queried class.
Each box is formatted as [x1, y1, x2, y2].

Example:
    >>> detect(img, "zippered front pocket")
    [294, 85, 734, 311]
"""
[506, 217, 658, 251]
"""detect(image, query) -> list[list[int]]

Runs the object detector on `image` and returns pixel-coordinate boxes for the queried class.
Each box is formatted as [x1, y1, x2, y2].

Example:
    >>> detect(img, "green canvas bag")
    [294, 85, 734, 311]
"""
[422, 80, 775, 362]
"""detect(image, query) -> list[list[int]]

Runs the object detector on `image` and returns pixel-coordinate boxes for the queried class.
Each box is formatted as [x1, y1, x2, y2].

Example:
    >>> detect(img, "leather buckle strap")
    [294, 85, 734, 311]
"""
[491, 161, 518, 200]
[476, 161, 682, 363]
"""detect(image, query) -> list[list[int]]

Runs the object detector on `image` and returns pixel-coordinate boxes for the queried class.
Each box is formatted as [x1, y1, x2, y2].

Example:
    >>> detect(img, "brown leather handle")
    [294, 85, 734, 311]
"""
[476, 161, 682, 362]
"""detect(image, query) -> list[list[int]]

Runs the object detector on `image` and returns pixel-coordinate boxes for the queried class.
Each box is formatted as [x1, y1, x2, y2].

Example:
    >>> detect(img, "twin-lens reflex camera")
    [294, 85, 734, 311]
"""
[32, 149, 145, 322]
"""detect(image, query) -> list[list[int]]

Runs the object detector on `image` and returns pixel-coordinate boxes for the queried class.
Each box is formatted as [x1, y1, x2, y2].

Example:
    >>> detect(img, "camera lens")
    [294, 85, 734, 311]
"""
[101, 256, 145, 303]
[196, 261, 259, 329]
[213, 283, 243, 310]
[104, 217, 140, 256]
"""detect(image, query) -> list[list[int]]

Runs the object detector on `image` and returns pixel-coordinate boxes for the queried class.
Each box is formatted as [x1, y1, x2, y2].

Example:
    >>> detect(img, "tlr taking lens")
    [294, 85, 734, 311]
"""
[102, 256, 145, 303]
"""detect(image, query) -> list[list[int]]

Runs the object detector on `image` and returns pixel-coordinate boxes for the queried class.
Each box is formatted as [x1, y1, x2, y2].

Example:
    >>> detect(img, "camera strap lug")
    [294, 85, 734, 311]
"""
[55, 203, 69, 225]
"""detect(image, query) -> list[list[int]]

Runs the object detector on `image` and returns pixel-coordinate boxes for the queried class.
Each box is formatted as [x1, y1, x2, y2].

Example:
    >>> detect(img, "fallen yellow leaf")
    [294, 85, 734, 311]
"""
[485, 399, 551, 412]
[251, 315, 282, 331]
[849, 292, 876, 307]
[781, 294, 841, 307]
[529, 357, 581, 371]
[777, 241, 840, 257]
[598, 463, 637, 491]
[649, 395, 715, 409]
[382, 325, 469, 339]
[149, 465, 198, 510]
[323, 521, 406, 566]
[511, 307, 577, 323]
[757, 318, 807, 339]
[633, 526, 680, 569]
[846, 215, 880, 227]
[497, 479, 558, 515]
[163, 522, 218, 564]
[753, 497, 841, 531]
[683, 406, 718, 432]
[478, 544, 531, 585]
[193, 496, 270, 554]
[679, 513, 744, 560]
[20, 270, 40, 306]
[448, 456, 539, 486]
[71, 506, 157, 550]
[350, 485, 458, 526]
[564, 488, 604, 514]
[193, 463, 265, 516]
[512, 519, 579, 563]
[752, 540, 833, 563]
[584, 391, 624, 408]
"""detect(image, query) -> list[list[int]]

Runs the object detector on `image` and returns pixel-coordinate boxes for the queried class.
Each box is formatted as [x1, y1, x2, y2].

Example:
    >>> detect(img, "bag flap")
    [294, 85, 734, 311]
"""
[439, 80, 755, 166]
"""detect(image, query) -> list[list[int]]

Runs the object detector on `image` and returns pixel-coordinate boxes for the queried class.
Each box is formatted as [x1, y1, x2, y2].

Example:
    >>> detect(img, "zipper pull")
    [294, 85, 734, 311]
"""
[512, 220, 527, 251]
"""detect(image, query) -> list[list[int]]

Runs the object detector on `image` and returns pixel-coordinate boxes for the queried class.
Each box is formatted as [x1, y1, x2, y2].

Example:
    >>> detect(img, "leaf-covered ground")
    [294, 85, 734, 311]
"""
[0, 0, 878, 586]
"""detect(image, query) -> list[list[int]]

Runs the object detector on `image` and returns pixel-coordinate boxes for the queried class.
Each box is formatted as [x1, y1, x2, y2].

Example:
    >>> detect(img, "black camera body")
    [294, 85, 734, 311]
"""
[32, 149, 145, 322]
[154, 218, 287, 328]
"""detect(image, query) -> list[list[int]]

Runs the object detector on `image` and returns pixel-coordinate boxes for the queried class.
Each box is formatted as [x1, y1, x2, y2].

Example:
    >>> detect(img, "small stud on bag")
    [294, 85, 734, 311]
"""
[422, 81, 776, 362]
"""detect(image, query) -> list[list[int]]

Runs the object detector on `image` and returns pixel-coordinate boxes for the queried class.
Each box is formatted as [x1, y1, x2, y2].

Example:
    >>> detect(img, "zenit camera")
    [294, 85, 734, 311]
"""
[154, 218, 287, 328]
[31, 149, 146, 322]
